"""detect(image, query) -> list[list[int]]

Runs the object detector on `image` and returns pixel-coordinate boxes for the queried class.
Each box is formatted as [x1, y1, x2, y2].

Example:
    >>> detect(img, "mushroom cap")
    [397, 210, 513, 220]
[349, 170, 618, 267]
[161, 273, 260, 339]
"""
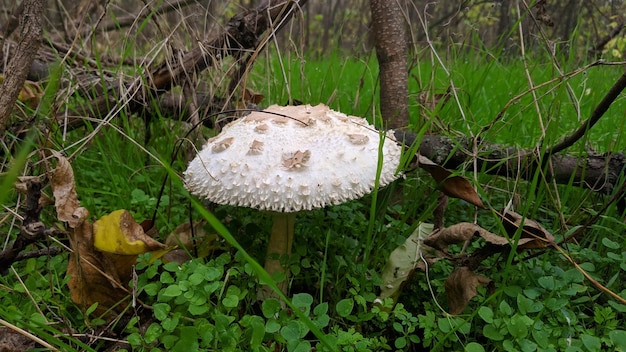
[184, 104, 402, 212]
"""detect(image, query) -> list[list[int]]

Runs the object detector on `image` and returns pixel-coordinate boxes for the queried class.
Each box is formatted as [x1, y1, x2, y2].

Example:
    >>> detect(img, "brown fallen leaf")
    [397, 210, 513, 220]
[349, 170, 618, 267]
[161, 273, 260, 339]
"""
[498, 209, 555, 249]
[478, 230, 536, 248]
[418, 155, 486, 209]
[50, 151, 88, 228]
[49, 153, 169, 318]
[445, 266, 492, 315]
[424, 222, 500, 252]
[0, 76, 43, 109]
[18, 80, 44, 109]
[66, 220, 133, 317]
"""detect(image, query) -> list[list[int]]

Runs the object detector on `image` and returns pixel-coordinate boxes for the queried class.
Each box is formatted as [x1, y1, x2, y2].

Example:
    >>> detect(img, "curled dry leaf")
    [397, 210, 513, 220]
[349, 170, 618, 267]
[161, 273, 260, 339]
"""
[243, 87, 265, 105]
[499, 209, 555, 249]
[0, 76, 43, 109]
[93, 210, 166, 255]
[50, 153, 170, 317]
[418, 155, 486, 209]
[427, 220, 546, 251]
[445, 266, 492, 315]
[50, 151, 88, 228]
[66, 217, 134, 317]
[18, 80, 44, 109]
[479, 230, 536, 248]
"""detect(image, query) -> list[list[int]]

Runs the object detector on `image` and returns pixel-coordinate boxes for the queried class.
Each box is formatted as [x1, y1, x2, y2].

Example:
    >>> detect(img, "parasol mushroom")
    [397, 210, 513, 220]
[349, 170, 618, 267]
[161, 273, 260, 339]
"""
[184, 103, 402, 298]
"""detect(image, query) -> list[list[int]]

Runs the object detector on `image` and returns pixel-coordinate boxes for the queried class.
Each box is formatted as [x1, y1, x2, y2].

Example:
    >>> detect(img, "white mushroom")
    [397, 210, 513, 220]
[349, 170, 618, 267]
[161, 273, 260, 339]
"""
[184, 103, 402, 298]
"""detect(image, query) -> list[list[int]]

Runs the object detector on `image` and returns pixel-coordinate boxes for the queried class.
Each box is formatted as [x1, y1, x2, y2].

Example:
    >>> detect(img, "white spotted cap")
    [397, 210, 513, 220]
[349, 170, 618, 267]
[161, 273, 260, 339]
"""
[184, 104, 402, 212]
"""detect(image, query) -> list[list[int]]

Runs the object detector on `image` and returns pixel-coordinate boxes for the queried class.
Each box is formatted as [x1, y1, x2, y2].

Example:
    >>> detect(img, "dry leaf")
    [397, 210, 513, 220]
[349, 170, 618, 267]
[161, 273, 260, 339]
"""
[162, 249, 193, 265]
[49, 154, 168, 317]
[445, 266, 492, 314]
[50, 151, 88, 228]
[18, 80, 43, 108]
[67, 220, 132, 316]
[478, 230, 512, 246]
[418, 155, 486, 209]
[0, 76, 43, 109]
[93, 210, 166, 255]
[478, 230, 536, 248]
[499, 209, 555, 249]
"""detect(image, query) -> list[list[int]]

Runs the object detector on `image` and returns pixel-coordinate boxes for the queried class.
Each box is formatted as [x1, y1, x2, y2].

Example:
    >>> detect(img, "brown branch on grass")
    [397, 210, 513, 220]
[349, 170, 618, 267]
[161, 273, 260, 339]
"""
[396, 132, 626, 196]
[14, 246, 63, 261]
[545, 72, 626, 155]
[0, 0, 44, 135]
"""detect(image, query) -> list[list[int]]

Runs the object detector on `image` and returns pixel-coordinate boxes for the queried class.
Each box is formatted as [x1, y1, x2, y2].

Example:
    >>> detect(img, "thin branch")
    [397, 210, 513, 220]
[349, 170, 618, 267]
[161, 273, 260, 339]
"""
[55, 0, 308, 131]
[396, 132, 625, 196]
[0, 179, 46, 274]
[545, 72, 626, 155]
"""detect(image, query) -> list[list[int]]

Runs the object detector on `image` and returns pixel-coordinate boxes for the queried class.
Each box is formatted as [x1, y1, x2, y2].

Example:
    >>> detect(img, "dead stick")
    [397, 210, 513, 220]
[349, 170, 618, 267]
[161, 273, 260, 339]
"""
[0, 179, 45, 274]
[546, 73, 626, 155]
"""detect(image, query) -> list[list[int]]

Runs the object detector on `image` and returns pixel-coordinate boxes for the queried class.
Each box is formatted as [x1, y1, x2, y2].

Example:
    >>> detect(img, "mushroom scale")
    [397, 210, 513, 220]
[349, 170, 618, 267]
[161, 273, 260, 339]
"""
[184, 104, 402, 212]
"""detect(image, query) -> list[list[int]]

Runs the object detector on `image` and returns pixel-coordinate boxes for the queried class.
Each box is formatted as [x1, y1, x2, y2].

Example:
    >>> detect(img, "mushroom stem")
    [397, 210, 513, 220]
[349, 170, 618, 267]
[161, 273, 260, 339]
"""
[259, 212, 296, 299]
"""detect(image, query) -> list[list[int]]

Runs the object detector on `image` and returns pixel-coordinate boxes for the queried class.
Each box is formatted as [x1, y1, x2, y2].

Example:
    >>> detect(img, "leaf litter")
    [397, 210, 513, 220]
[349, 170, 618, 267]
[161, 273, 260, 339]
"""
[378, 156, 560, 314]
[49, 153, 171, 317]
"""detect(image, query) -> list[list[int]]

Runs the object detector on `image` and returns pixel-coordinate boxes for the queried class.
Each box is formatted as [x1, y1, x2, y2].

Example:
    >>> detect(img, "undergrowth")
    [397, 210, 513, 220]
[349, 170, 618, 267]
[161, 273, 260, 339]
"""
[2, 17, 626, 352]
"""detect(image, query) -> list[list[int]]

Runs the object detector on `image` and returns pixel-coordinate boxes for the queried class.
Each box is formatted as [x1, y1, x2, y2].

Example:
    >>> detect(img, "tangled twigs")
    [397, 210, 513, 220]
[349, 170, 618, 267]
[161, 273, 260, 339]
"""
[545, 72, 626, 155]
[0, 179, 62, 274]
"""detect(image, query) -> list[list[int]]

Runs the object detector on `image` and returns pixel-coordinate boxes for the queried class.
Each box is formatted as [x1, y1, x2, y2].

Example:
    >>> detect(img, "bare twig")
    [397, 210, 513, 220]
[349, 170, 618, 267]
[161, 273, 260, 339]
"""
[545, 73, 626, 155]
[0, 179, 46, 274]
[396, 132, 626, 196]
[14, 246, 63, 261]
[56, 0, 308, 131]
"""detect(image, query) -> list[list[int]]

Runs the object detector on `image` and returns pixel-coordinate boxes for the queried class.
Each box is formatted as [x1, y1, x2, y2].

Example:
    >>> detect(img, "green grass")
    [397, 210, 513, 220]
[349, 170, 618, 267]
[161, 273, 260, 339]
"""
[253, 50, 626, 153]
[2, 44, 626, 351]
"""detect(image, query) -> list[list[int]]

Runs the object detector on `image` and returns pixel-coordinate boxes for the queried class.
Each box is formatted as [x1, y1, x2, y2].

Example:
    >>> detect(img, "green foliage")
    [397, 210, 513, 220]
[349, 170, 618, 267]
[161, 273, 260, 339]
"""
[3, 10, 626, 350]
[122, 253, 418, 352]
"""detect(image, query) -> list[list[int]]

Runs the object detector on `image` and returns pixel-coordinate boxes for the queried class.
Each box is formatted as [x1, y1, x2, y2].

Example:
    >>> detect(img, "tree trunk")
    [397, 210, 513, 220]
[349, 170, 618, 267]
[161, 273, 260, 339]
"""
[0, 0, 44, 135]
[370, 0, 408, 130]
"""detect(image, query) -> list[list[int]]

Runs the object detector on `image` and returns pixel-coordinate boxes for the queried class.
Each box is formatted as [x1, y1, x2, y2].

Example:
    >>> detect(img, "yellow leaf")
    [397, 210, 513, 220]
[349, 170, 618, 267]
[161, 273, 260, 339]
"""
[93, 210, 166, 255]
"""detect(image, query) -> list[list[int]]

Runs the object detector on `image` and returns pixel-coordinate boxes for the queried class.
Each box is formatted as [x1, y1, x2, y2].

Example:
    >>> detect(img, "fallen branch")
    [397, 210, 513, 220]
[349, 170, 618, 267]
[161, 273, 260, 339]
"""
[397, 132, 625, 196]
[0, 179, 45, 274]
[545, 72, 626, 155]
